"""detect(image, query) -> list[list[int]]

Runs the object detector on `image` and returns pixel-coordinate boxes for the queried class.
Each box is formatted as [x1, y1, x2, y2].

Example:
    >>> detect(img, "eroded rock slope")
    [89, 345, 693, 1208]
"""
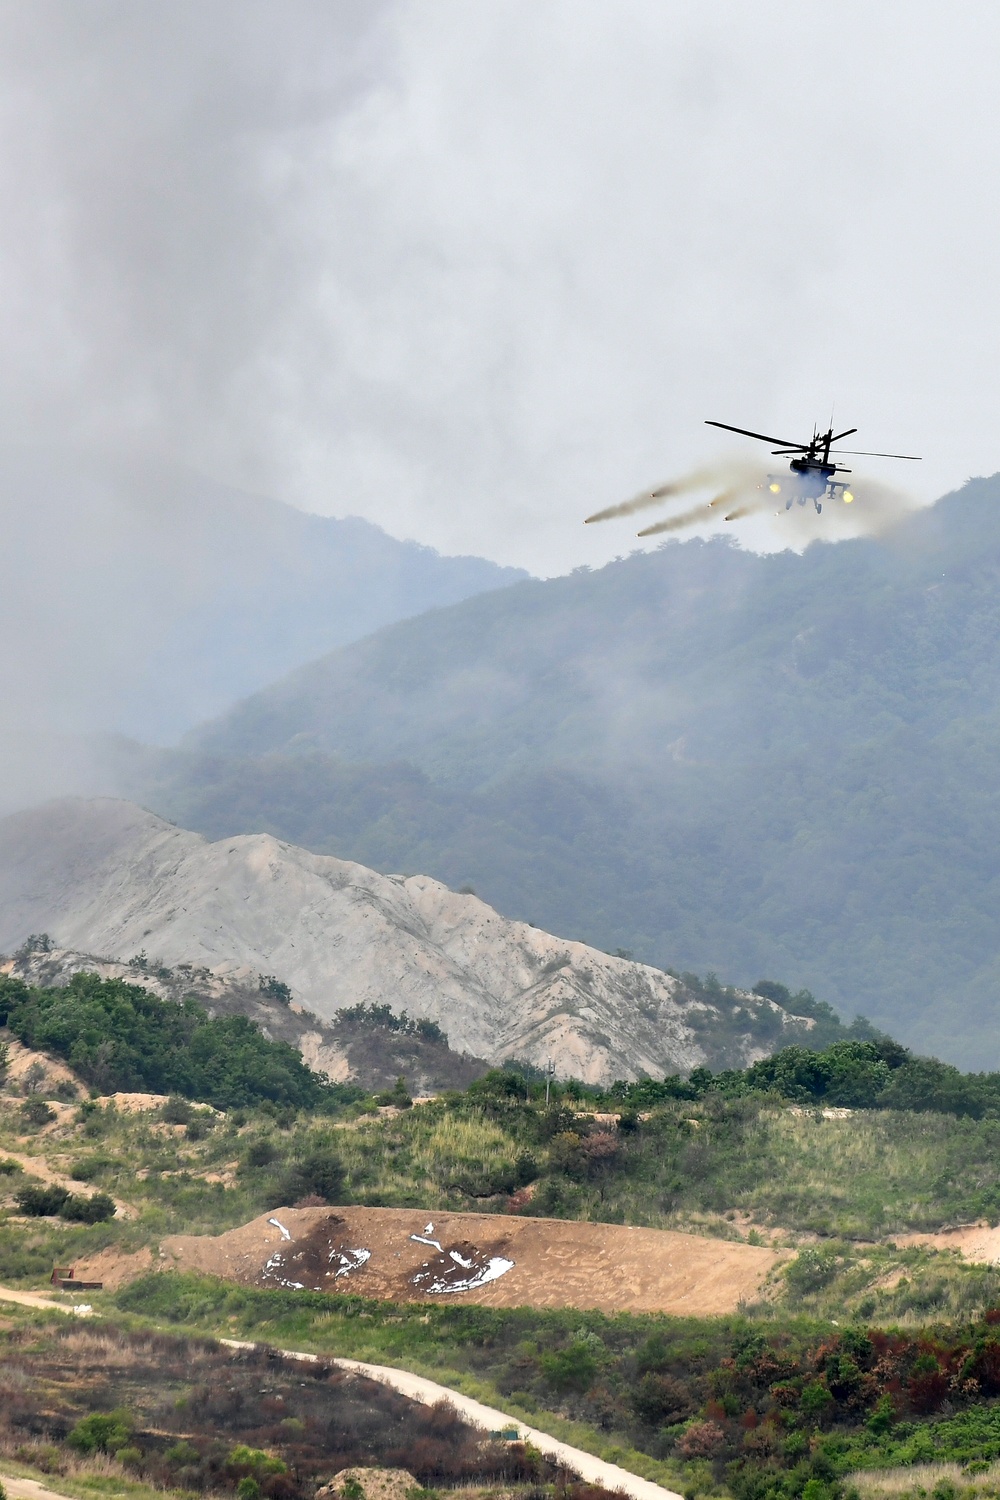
[0, 797, 806, 1083]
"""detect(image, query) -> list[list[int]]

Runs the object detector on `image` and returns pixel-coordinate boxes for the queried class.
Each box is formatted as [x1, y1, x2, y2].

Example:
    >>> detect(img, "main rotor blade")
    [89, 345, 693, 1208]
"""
[830, 449, 922, 460]
[829, 427, 858, 443]
[705, 419, 805, 449]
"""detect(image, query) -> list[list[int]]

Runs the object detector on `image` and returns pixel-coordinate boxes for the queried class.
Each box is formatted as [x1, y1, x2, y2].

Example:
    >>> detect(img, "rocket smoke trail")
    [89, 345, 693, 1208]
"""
[636, 481, 751, 535]
[720, 488, 777, 523]
[637, 502, 716, 537]
[585, 458, 763, 525]
[585, 465, 732, 523]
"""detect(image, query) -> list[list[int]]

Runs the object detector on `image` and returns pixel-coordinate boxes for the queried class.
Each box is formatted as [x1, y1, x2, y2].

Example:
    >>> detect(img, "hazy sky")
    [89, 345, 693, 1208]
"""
[1, 1, 997, 573]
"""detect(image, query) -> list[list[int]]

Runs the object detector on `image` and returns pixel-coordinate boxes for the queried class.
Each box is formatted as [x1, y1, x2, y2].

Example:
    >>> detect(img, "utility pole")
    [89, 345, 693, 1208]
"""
[545, 1059, 555, 1105]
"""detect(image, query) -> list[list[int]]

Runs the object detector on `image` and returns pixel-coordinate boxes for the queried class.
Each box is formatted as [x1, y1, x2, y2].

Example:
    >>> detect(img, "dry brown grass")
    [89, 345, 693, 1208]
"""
[849, 1462, 1000, 1499]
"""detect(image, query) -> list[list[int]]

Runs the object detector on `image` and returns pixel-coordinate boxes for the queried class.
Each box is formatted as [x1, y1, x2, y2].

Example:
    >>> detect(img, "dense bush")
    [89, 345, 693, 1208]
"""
[0, 972, 333, 1110]
[15, 1183, 71, 1216]
[63, 1191, 117, 1223]
[20, 1096, 56, 1127]
[15, 1183, 116, 1222]
[603, 1037, 1000, 1120]
[272, 1146, 346, 1207]
[69, 1410, 134, 1454]
[336, 1002, 447, 1046]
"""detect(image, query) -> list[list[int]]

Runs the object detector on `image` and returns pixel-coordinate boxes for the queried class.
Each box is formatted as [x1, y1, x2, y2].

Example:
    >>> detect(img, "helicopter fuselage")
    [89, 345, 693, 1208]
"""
[790, 456, 839, 486]
[774, 458, 850, 513]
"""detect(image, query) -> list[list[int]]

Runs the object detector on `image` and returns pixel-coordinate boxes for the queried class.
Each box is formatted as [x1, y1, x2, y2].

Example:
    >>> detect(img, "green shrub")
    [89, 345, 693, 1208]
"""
[62, 1191, 116, 1223]
[258, 975, 292, 1005]
[14, 1183, 115, 1221]
[244, 1137, 280, 1168]
[16, 1183, 70, 1216]
[376, 1076, 413, 1109]
[784, 1247, 847, 1298]
[69, 1154, 117, 1182]
[226, 1444, 286, 1478]
[165, 1441, 200, 1466]
[275, 1147, 345, 1206]
[20, 1096, 55, 1127]
[540, 1339, 600, 1393]
[68, 1410, 133, 1454]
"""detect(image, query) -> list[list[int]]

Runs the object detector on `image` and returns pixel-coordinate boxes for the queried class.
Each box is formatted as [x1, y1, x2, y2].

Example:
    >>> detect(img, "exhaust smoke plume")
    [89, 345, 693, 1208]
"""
[587, 455, 920, 543]
[589, 458, 767, 534]
[637, 499, 722, 536]
[584, 465, 739, 524]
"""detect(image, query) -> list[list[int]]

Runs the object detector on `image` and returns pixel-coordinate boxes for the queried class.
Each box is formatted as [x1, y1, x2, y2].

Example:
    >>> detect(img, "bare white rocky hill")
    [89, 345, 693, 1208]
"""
[0, 797, 807, 1083]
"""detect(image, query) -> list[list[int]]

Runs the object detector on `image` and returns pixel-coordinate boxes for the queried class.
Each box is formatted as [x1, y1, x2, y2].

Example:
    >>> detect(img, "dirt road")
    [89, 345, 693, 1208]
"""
[220, 1341, 684, 1500]
[0, 1472, 79, 1500]
[0, 1286, 77, 1314]
[164, 1204, 780, 1315]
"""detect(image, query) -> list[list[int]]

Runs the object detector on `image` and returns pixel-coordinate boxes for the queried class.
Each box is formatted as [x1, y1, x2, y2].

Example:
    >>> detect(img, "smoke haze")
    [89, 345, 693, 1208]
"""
[0, 1, 996, 579]
[0, 0, 992, 808]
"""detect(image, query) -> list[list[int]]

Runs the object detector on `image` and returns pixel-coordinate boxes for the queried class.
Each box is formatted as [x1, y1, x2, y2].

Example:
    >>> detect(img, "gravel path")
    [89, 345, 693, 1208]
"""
[222, 1338, 684, 1500]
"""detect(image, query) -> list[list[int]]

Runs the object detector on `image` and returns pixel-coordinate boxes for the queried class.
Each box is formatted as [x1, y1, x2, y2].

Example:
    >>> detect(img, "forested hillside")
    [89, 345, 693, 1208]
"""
[140, 476, 1000, 1067]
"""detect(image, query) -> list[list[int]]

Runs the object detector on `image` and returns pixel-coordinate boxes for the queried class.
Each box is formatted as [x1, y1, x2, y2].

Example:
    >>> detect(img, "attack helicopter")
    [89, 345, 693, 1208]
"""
[705, 419, 921, 513]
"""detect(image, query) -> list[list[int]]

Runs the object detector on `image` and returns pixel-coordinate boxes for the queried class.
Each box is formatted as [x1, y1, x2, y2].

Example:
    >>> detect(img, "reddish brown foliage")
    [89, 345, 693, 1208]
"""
[678, 1420, 727, 1459]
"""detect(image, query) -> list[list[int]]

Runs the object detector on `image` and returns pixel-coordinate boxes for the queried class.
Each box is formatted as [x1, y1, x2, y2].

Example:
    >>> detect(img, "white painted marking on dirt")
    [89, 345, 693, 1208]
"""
[330, 1248, 371, 1277]
[421, 1256, 515, 1294]
[268, 1218, 292, 1240]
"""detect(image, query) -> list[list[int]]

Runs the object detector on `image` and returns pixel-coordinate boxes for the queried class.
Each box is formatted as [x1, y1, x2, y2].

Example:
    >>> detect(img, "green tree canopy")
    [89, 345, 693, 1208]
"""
[0, 972, 329, 1111]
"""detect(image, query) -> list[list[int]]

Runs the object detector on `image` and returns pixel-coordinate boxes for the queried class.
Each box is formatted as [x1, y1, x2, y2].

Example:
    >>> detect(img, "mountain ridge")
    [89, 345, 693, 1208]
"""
[0, 796, 817, 1085]
[144, 477, 1000, 1067]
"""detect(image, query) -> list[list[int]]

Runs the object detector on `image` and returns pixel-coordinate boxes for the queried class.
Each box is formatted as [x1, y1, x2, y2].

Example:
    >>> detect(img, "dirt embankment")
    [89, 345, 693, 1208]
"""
[160, 1205, 781, 1316]
[1, 1036, 80, 1095]
[898, 1223, 1000, 1262]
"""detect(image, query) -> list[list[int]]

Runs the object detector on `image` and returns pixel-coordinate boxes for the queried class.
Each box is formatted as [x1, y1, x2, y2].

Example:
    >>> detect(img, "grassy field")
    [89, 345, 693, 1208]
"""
[6, 1080, 1000, 1303]
[10, 1074, 1000, 1500]
[308, 1094, 1000, 1241]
